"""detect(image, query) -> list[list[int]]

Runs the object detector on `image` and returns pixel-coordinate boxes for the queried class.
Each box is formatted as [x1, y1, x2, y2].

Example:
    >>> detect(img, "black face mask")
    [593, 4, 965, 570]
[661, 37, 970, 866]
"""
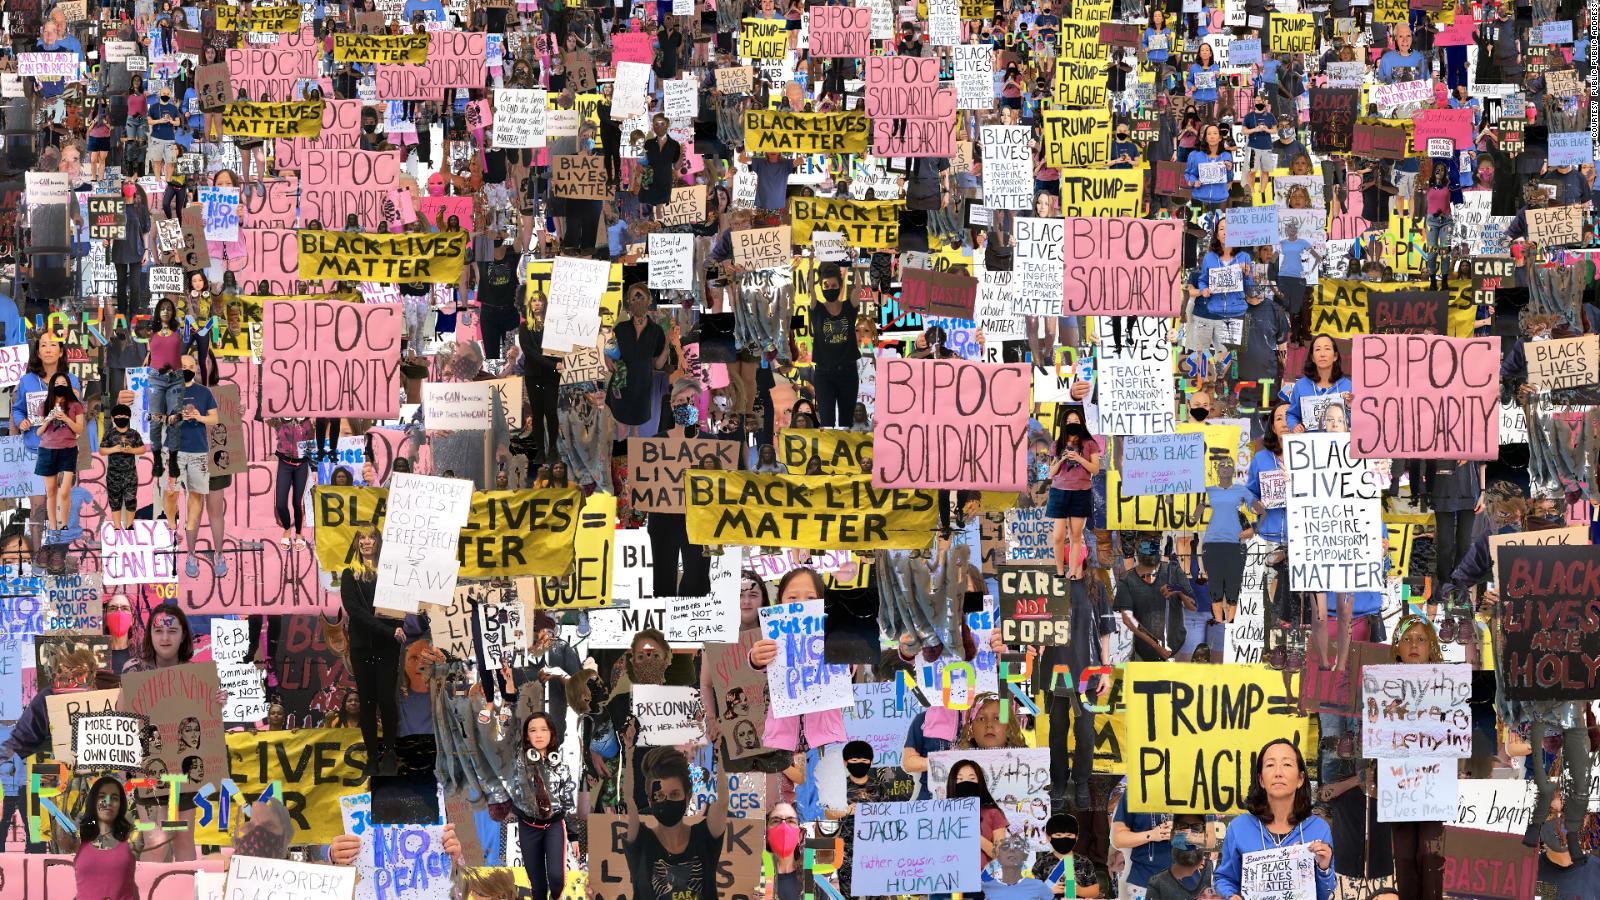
[362, 121, 378, 133]
[1173, 848, 1204, 867]
[1050, 835, 1078, 855]
[652, 798, 688, 827]
[949, 782, 982, 799]
[113, 417, 131, 428]
[846, 761, 872, 778]
[181, 369, 196, 384]
[1190, 407, 1209, 422]
[821, 286, 841, 303]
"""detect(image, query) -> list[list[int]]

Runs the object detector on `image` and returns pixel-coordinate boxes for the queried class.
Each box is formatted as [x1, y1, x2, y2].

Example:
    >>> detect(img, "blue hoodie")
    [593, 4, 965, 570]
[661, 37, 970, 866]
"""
[1214, 814, 1336, 900]
[1196, 250, 1254, 319]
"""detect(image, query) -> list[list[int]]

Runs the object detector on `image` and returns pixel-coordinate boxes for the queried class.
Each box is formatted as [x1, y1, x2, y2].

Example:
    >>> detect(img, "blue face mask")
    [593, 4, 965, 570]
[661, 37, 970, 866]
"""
[673, 404, 699, 427]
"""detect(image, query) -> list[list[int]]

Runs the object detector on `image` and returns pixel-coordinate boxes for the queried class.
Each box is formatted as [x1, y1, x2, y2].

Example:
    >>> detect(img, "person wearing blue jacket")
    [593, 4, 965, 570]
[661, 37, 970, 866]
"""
[1282, 334, 1354, 432]
[1214, 738, 1337, 900]
[1184, 124, 1234, 207]
[1190, 226, 1253, 357]
[1247, 401, 1292, 546]
[1143, 10, 1173, 67]
[1187, 42, 1221, 114]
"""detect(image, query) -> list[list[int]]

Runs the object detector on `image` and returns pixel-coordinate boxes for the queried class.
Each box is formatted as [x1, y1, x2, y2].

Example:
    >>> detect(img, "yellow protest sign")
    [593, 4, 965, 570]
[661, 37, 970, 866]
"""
[221, 101, 325, 139]
[742, 18, 789, 58]
[333, 33, 431, 64]
[1057, 21, 1103, 60]
[1374, 0, 1407, 23]
[193, 728, 366, 846]
[1106, 423, 1237, 530]
[521, 492, 616, 610]
[1054, 63, 1110, 108]
[245, 3, 302, 32]
[744, 110, 870, 154]
[1268, 14, 1317, 54]
[296, 230, 470, 284]
[1125, 662, 1311, 813]
[1043, 110, 1112, 168]
[916, 0, 993, 16]
[777, 428, 874, 474]
[1312, 280, 1476, 338]
[789, 197, 901, 250]
[312, 486, 582, 578]
[685, 472, 937, 550]
[1058, 168, 1145, 217]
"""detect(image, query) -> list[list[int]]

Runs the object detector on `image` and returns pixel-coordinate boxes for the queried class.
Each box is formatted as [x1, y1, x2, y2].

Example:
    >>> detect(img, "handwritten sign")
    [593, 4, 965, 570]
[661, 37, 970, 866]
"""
[758, 600, 852, 718]
[631, 684, 705, 746]
[1285, 434, 1384, 592]
[376, 474, 474, 613]
[851, 799, 981, 896]
[1350, 334, 1500, 458]
[1121, 432, 1205, 496]
[1361, 663, 1472, 758]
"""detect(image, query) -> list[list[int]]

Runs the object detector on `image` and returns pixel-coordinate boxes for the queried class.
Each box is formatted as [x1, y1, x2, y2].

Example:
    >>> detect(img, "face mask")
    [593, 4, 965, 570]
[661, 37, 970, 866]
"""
[113, 417, 131, 429]
[949, 782, 982, 799]
[767, 821, 801, 856]
[632, 655, 668, 683]
[1050, 835, 1078, 855]
[821, 286, 842, 303]
[846, 761, 872, 778]
[672, 404, 699, 427]
[1190, 406, 1209, 422]
[651, 798, 688, 827]
[1173, 848, 1204, 867]
[123, 185, 136, 200]
[106, 609, 134, 637]
[362, 121, 377, 133]
[181, 369, 196, 384]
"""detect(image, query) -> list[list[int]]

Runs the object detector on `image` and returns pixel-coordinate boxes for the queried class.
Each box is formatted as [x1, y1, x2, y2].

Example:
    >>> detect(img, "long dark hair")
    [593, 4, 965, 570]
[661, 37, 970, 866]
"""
[946, 760, 1000, 810]
[47, 373, 78, 412]
[79, 775, 133, 844]
[521, 711, 564, 755]
[24, 337, 65, 379]
[154, 297, 179, 331]
[139, 603, 196, 666]
[1301, 334, 1345, 384]
[1243, 738, 1314, 826]
[1261, 400, 1291, 455]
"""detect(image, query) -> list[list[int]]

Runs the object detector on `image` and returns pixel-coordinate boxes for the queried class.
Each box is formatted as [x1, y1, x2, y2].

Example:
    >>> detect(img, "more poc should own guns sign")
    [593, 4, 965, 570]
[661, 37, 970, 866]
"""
[874, 358, 1031, 491]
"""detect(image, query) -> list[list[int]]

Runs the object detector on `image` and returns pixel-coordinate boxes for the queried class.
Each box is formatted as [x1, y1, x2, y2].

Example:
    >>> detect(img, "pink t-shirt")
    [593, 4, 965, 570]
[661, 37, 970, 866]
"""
[39, 401, 83, 450]
[1051, 438, 1100, 492]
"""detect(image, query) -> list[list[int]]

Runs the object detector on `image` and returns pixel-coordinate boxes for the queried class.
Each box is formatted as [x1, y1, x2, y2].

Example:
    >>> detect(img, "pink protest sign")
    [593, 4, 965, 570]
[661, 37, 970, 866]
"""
[1412, 107, 1473, 152]
[422, 194, 474, 230]
[611, 31, 654, 65]
[864, 56, 957, 121]
[223, 227, 299, 296]
[262, 300, 403, 418]
[871, 116, 958, 157]
[226, 44, 316, 101]
[376, 31, 487, 99]
[275, 98, 364, 170]
[1435, 18, 1475, 46]
[299, 148, 402, 229]
[874, 359, 1031, 491]
[1350, 334, 1501, 460]
[241, 176, 299, 229]
[810, 6, 871, 58]
[1063, 217, 1185, 316]
[0, 853, 226, 898]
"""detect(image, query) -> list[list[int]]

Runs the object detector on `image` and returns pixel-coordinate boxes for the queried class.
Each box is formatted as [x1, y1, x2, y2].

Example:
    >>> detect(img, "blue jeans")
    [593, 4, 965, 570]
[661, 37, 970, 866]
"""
[145, 370, 184, 454]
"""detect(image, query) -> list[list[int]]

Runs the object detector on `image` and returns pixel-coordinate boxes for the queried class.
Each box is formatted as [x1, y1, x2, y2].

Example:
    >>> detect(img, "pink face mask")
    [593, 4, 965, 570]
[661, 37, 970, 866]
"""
[767, 821, 801, 856]
[427, 175, 445, 196]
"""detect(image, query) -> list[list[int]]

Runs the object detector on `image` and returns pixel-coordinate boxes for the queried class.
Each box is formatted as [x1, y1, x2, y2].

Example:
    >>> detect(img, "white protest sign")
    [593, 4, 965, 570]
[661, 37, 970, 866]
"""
[376, 474, 474, 613]
[148, 266, 184, 294]
[648, 232, 695, 290]
[851, 799, 982, 896]
[758, 600, 853, 717]
[611, 62, 652, 118]
[225, 854, 357, 900]
[355, 824, 453, 900]
[1013, 216, 1066, 317]
[199, 186, 241, 241]
[955, 44, 994, 110]
[1285, 433, 1385, 592]
[981, 125, 1032, 210]
[665, 550, 741, 643]
[0, 344, 29, 390]
[1098, 319, 1176, 435]
[211, 619, 269, 722]
[99, 521, 178, 585]
[1378, 757, 1460, 822]
[422, 381, 496, 430]
[73, 712, 144, 769]
[664, 77, 698, 122]
[1361, 663, 1472, 758]
[929, 747, 1053, 850]
[631, 684, 705, 746]
[1240, 844, 1317, 900]
[544, 256, 608, 352]
[492, 88, 547, 148]
[843, 681, 922, 769]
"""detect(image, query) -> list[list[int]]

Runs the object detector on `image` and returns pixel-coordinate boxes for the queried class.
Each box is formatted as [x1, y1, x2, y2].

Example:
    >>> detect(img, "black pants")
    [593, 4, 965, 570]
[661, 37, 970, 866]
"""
[518, 816, 568, 900]
[648, 511, 710, 597]
[315, 418, 342, 457]
[1046, 686, 1096, 803]
[1202, 542, 1246, 605]
[479, 304, 521, 360]
[524, 365, 560, 463]
[353, 642, 401, 760]
[1433, 509, 1475, 595]
[115, 262, 146, 315]
[275, 458, 310, 532]
[1391, 820, 1444, 900]
[813, 365, 858, 428]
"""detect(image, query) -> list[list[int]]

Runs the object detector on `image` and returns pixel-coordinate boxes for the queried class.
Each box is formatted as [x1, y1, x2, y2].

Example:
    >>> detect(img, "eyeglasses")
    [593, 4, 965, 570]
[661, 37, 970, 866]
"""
[769, 815, 798, 825]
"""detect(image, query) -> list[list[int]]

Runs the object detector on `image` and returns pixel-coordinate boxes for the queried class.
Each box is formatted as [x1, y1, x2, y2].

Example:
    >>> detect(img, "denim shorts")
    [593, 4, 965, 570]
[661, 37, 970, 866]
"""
[34, 446, 78, 477]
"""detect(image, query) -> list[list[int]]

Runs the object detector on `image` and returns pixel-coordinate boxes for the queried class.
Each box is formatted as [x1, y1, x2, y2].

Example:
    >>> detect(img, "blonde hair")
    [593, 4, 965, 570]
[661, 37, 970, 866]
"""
[1391, 615, 1444, 664]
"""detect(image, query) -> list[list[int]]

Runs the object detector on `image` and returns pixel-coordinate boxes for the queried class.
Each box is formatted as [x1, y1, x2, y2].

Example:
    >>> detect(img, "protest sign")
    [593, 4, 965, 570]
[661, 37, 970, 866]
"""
[87, 194, 126, 240]
[758, 600, 854, 717]
[776, 429, 873, 474]
[262, 300, 402, 417]
[741, 18, 788, 57]
[1062, 217, 1184, 315]
[980, 125, 1032, 209]
[1413, 108, 1474, 153]
[1378, 758, 1459, 822]
[1013, 216, 1067, 316]
[46, 687, 118, 760]
[1043, 110, 1112, 168]
[1350, 335, 1500, 459]
[198, 185, 240, 242]
[211, 619, 268, 723]
[900, 268, 977, 318]
[810, 5, 871, 57]
[375, 31, 486, 100]
[1223, 206, 1279, 248]
[1486, 526, 1590, 582]
[628, 435, 742, 513]
[491, 87, 547, 148]
[955, 44, 995, 109]
[423, 380, 503, 430]
[100, 521, 179, 584]
[72, 712, 145, 771]
[874, 359, 1030, 491]
[1240, 844, 1318, 900]
[1361, 663, 1473, 757]
[222, 100, 325, 138]
[376, 474, 474, 613]
[1525, 335, 1599, 397]
[1308, 89, 1358, 148]
[1097, 323, 1176, 436]
[730, 226, 792, 271]
[1498, 544, 1600, 700]
[225, 855, 357, 900]
[297, 230, 468, 284]
[42, 572, 99, 633]
[1440, 827, 1538, 900]
[1121, 432, 1206, 496]
[149, 266, 183, 293]
[355, 825, 451, 900]
[543, 256, 608, 352]
[1525, 204, 1584, 246]
[119, 662, 228, 787]
[648, 233, 695, 290]
[632, 684, 705, 746]
[1125, 662, 1310, 813]
[654, 185, 706, 227]
[1351, 121, 1409, 159]
[789, 197, 900, 249]
[851, 799, 981, 895]
[334, 32, 431, 64]
[745, 110, 871, 155]
[685, 472, 936, 550]
[844, 681, 921, 769]
[997, 568, 1070, 645]
[1365, 289, 1450, 335]
[1285, 434, 1385, 592]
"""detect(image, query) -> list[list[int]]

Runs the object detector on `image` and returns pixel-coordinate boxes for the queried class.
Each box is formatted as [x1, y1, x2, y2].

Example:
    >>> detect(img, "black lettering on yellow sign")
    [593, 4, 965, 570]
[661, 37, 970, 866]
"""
[221, 101, 326, 139]
[744, 110, 871, 155]
[296, 230, 470, 284]
[788, 197, 902, 250]
[332, 32, 431, 64]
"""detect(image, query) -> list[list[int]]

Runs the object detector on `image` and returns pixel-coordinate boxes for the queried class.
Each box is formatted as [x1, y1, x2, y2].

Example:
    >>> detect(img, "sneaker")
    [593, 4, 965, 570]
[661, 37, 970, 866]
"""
[215, 555, 228, 577]
[185, 556, 200, 579]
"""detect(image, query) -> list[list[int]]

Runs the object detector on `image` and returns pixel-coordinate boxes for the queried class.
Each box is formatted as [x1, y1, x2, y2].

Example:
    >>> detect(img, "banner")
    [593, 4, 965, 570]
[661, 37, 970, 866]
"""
[776, 429, 873, 474]
[313, 486, 582, 579]
[1062, 218, 1184, 316]
[221, 101, 325, 139]
[788, 197, 900, 249]
[1350, 334, 1501, 459]
[262, 300, 403, 417]
[296, 230, 469, 284]
[744, 111, 870, 154]
[874, 359, 1030, 491]
[1124, 662, 1310, 813]
[333, 32, 431, 64]
[684, 472, 937, 550]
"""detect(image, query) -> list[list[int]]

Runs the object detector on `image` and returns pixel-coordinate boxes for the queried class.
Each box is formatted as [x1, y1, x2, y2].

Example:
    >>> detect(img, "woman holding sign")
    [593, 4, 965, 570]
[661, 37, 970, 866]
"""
[623, 741, 728, 900]
[1213, 738, 1336, 900]
[1282, 334, 1353, 433]
[1387, 617, 1448, 900]
[1047, 410, 1101, 581]
[341, 526, 404, 778]
[34, 372, 86, 539]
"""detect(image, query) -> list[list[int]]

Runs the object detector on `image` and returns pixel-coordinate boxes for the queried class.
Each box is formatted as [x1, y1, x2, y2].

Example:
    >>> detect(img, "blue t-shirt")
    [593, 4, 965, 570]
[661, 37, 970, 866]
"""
[984, 878, 1053, 900]
[1204, 484, 1259, 545]
[1278, 238, 1312, 279]
[402, 0, 447, 23]
[177, 384, 217, 454]
[1244, 110, 1277, 150]
[1377, 50, 1426, 83]
[1113, 792, 1172, 888]
[148, 99, 182, 141]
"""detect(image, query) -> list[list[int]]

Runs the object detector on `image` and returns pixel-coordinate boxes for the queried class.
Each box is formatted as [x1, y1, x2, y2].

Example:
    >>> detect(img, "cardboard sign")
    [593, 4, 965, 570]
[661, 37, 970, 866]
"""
[1440, 827, 1538, 900]
[730, 226, 792, 271]
[1498, 544, 1600, 700]
[628, 435, 742, 514]
[550, 155, 609, 200]
[1526, 335, 1600, 396]
[997, 568, 1070, 645]
[118, 662, 228, 786]
[900, 268, 978, 318]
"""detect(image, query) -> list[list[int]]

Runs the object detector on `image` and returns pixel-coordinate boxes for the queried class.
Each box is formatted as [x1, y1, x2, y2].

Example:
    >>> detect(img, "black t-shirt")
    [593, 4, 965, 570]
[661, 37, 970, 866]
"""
[625, 821, 724, 900]
[1113, 563, 1193, 661]
[1539, 855, 1600, 899]
[478, 256, 519, 309]
[810, 299, 857, 371]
